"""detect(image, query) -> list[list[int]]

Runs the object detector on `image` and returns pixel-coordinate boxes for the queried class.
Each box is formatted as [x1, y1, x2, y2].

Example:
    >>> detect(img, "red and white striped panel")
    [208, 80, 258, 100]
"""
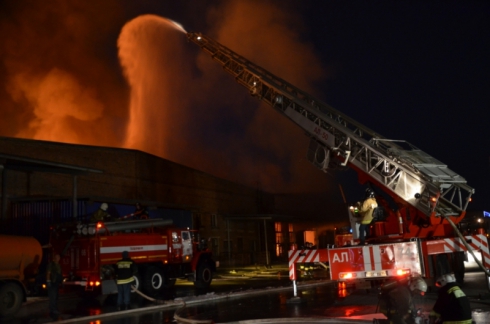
[289, 249, 321, 264]
[426, 234, 490, 268]
[327, 241, 421, 281]
[288, 249, 321, 280]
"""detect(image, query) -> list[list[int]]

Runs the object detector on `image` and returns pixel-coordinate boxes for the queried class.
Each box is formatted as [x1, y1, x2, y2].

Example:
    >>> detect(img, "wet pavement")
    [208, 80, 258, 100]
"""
[6, 265, 490, 324]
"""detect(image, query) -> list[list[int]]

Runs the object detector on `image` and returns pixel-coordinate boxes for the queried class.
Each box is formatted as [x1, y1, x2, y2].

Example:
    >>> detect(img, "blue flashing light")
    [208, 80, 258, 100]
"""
[484, 211, 490, 218]
[349, 228, 353, 233]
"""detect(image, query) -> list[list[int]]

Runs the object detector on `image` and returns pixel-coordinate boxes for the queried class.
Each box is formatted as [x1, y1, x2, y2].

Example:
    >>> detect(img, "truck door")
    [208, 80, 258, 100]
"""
[182, 231, 192, 262]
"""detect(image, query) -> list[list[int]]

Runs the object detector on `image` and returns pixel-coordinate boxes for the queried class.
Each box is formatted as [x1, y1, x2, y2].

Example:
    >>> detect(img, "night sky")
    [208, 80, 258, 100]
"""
[0, 1, 488, 214]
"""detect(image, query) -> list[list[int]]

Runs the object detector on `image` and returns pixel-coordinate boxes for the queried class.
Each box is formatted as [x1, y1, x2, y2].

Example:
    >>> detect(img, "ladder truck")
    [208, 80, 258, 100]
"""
[187, 32, 490, 290]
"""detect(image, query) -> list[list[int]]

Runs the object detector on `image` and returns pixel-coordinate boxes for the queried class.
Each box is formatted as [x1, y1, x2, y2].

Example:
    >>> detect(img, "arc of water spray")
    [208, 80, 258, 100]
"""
[170, 20, 186, 33]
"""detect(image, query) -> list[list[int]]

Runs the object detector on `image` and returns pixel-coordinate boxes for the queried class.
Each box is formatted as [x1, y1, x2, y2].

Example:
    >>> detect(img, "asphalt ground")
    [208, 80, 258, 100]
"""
[8, 265, 490, 324]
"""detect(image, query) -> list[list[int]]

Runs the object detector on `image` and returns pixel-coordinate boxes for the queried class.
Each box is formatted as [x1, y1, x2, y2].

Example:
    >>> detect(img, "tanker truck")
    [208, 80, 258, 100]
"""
[0, 235, 44, 318]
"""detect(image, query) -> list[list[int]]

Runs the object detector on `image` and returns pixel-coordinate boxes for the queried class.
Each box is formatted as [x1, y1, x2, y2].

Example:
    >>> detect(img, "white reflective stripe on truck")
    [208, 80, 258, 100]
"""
[100, 244, 168, 254]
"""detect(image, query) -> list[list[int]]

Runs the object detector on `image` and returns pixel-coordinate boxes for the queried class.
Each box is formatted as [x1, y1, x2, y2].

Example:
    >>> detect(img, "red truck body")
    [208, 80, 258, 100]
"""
[49, 218, 216, 296]
[289, 234, 490, 285]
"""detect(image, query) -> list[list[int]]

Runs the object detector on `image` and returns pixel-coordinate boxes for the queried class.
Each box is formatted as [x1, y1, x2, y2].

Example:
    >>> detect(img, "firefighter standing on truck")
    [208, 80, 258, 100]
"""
[377, 276, 427, 324]
[357, 188, 378, 245]
[430, 273, 472, 324]
[90, 202, 111, 223]
[132, 202, 149, 219]
[114, 251, 137, 311]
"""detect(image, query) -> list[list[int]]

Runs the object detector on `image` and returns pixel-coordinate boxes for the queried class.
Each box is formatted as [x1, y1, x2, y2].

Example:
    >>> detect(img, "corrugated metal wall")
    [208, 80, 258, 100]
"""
[9, 199, 88, 246]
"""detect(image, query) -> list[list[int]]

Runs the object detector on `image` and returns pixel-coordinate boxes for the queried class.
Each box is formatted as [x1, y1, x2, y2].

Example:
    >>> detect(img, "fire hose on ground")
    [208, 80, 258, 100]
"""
[131, 285, 214, 324]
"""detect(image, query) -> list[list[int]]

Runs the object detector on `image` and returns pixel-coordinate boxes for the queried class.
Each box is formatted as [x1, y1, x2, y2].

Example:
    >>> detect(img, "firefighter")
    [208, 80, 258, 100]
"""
[90, 202, 111, 223]
[114, 251, 138, 311]
[429, 273, 472, 324]
[131, 202, 149, 219]
[357, 188, 378, 245]
[377, 276, 427, 324]
[46, 253, 63, 321]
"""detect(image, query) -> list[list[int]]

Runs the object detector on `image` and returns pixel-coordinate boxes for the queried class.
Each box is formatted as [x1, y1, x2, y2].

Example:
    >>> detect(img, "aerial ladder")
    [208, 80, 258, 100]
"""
[187, 32, 489, 289]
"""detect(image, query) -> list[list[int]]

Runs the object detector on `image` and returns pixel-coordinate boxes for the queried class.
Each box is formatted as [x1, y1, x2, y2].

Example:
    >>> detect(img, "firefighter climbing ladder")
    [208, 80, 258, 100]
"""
[187, 32, 474, 220]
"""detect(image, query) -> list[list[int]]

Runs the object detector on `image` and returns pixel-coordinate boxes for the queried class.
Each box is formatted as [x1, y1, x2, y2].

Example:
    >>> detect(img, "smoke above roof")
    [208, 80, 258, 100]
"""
[0, 0, 337, 198]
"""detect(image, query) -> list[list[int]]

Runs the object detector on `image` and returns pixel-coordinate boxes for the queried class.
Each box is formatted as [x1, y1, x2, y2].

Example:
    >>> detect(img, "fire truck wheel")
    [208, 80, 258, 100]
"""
[142, 266, 164, 296]
[0, 282, 24, 318]
[195, 262, 213, 289]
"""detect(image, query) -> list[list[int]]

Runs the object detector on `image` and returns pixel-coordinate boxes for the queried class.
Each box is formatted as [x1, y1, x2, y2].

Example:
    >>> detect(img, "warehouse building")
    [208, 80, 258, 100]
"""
[0, 137, 346, 266]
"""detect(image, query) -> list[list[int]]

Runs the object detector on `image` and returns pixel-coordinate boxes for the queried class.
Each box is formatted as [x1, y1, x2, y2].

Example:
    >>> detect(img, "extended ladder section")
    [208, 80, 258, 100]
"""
[187, 32, 474, 219]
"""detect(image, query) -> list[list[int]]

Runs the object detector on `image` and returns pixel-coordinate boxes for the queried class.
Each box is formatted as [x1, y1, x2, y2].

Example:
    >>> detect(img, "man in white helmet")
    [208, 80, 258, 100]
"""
[430, 273, 472, 324]
[90, 202, 111, 223]
[377, 275, 427, 324]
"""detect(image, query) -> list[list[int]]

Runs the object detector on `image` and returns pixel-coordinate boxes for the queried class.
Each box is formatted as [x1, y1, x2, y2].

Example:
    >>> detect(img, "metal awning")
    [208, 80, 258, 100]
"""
[0, 153, 102, 175]
[0, 153, 103, 221]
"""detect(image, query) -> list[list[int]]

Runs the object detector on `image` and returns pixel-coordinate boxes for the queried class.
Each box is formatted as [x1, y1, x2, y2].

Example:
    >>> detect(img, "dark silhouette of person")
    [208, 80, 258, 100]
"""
[46, 253, 62, 321]
[132, 202, 149, 219]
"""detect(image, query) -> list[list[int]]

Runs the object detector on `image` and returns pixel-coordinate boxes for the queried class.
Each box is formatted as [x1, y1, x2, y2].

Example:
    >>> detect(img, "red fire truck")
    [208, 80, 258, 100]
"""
[49, 218, 215, 297]
[187, 32, 490, 291]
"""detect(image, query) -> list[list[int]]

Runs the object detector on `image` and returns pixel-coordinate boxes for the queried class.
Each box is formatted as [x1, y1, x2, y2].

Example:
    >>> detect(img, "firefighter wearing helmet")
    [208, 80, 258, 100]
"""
[377, 276, 427, 324]
[90, 202, 111, 223]
[356, 187, 378, 245]
[131, 202, 149, 220]
[430, 273, 472, 324]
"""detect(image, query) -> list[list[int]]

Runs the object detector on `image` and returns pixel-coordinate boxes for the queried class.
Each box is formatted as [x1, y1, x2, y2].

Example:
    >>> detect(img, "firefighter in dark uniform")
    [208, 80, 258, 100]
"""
[377, 276, 427, 324]
[114, 251, 137, 310]
[430, 273, 472, 324]
[46, 253, 63, 321]
[131, 202, 149, 219]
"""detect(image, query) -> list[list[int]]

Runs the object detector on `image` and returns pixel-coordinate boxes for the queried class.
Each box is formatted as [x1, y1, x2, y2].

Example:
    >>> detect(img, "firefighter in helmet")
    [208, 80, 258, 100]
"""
[377, 276, 427, 324]
[131, 202, 149, 220]
[90, 202, 111, 223]
[357, 187, 378, 245]
[114, 251, 137, 311]
[429, 273, 472, 324]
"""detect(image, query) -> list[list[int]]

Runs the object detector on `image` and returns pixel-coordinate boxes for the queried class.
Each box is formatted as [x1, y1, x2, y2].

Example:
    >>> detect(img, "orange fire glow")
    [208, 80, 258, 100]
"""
[0, 0, 336, 202]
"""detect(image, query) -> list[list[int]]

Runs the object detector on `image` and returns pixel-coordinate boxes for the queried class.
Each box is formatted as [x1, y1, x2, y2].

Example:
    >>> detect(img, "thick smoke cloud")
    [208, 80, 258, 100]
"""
[202, 1, 330, 194]
[0, 0, 338, 199]
[0, 0, 127, 145]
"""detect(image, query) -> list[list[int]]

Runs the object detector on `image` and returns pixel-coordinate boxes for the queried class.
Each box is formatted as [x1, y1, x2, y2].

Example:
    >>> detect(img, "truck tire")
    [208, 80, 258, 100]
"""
[194, 262, 213, 289]
[0, 282, 24, 318]
[142, 266, 164, 296]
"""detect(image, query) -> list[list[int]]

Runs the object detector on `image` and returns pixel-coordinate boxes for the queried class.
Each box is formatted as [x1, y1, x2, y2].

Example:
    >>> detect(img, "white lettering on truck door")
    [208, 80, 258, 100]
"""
[332, 252, 349, 263]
